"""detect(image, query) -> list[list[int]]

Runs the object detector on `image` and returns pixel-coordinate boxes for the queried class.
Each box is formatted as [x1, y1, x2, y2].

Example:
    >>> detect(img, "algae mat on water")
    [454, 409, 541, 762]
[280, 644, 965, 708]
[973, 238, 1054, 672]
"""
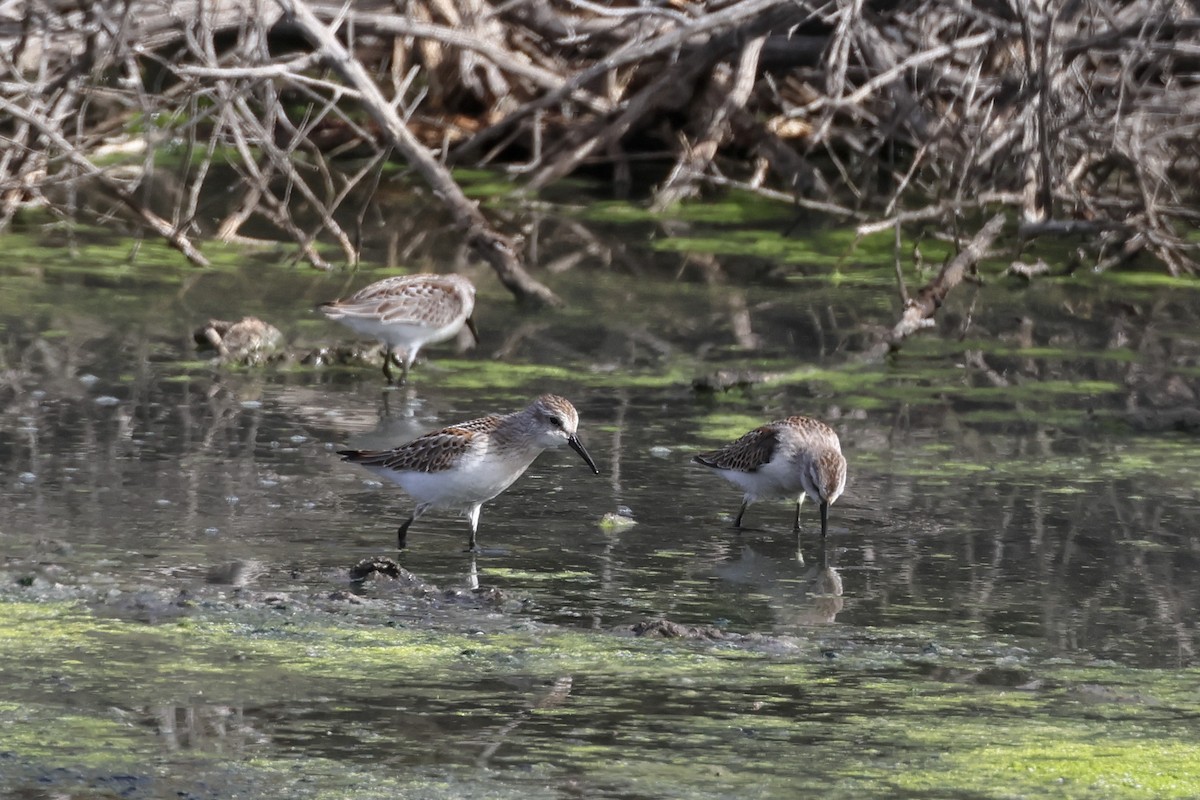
[0, 596, 1197, 799]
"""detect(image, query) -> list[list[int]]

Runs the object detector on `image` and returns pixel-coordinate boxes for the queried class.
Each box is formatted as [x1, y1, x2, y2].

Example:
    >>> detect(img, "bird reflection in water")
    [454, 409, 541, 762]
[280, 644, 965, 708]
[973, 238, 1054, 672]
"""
[714, 537, 844, 627]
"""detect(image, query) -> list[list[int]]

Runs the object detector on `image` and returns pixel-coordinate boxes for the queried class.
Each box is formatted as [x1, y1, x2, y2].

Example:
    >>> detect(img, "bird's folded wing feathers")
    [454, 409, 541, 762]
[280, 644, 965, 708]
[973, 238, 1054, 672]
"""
[339, 415, 501, 473]
[692, 425, 779, 472]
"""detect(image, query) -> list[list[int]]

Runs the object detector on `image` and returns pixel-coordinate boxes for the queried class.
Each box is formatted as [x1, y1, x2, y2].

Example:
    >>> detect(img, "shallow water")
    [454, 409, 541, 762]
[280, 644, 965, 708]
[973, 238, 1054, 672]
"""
[1, 215, 1198, 797]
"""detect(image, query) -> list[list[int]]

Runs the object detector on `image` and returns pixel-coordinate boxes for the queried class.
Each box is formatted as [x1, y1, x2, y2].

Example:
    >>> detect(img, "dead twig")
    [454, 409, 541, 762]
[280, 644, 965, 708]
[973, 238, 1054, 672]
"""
[0, 94, 209, 266]
[873, 212, 1006, 357]
[275, 0, 562, 306]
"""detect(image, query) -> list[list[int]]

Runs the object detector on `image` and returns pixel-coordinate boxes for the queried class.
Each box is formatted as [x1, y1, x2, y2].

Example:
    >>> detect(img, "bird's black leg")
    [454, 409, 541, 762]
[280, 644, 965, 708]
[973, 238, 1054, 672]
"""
[399, 505, 429, 550]
[793, 499, 803, 532]
[397, 514, 415, 549]
[733, 499, 749, 529]
[382, 345, 395, 384]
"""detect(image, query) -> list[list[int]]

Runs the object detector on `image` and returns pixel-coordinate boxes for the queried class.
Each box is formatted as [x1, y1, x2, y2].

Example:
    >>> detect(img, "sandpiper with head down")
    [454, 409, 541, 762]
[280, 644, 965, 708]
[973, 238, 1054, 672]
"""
[693, 416, 847, 537]
[318, 273, 478, 385]
[339, 395, 600, 551]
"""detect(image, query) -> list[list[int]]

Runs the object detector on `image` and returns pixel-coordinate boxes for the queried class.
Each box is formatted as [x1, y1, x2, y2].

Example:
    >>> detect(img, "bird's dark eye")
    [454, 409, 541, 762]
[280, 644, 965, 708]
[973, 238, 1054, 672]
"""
[550, 416, 564, 428]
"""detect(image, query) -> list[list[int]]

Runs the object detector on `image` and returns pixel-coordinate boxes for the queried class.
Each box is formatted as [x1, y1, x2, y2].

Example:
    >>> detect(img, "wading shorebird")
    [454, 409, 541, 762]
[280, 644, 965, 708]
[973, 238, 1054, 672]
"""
[339, 395, 600, 551]
[318, 273, 478, 385]
[693, 416, 847, 537]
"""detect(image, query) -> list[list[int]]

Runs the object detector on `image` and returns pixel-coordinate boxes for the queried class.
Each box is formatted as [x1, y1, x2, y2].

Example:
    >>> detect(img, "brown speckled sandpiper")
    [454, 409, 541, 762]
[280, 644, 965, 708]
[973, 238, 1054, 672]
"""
[693, 416, 847, 537]
[339, 395, 599, 551]
[319, 273, 477, 384]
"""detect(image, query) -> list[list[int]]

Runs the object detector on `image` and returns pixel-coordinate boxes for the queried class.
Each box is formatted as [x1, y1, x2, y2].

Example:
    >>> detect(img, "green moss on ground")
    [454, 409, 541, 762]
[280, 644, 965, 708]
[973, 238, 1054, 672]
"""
[2, 597, 1197, 799]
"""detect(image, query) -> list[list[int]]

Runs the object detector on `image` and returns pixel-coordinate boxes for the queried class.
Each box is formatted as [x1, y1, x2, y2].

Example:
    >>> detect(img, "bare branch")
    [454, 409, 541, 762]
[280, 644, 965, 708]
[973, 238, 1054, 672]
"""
[274, 0, 562, 306]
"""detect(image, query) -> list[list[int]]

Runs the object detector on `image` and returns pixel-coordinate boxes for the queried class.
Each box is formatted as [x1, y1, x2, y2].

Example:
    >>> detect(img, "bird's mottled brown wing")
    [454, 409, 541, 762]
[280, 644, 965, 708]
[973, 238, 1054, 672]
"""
[378, 275, 471, 328]
[692, 424, 780, 472]
[339, 415, 500, 473]
[444, 414, 502, 435]
[779, 415, 837, 442]
[323, 274, 471, 328]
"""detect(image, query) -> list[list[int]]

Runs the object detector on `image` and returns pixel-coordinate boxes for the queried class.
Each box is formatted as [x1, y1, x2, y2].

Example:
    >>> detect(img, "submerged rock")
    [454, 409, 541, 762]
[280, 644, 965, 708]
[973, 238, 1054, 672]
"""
[598, 507, 637, 531]
[348, 556, 429, 591]
[1125, 406, 1200, 433]
[299, 342, 386, 369]
[630, 618, 732, 640]
[205, 559, 266, 587]
[194, 317, 285, 366]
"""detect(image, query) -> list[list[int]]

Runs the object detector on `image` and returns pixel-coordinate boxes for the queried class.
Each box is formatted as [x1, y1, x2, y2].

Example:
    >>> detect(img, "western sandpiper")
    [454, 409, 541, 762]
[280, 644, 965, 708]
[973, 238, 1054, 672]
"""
[339, 394, 600, 551]
[693, 416, 847, 537]
[318, 273, 478, 384]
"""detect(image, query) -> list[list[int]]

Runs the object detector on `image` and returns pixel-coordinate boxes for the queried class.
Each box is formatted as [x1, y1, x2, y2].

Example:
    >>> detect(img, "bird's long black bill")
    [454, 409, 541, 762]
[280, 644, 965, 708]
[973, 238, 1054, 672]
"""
[568, 435, 600, 474]
[820, 501, 829, 538]
[465, 315, 480, 345]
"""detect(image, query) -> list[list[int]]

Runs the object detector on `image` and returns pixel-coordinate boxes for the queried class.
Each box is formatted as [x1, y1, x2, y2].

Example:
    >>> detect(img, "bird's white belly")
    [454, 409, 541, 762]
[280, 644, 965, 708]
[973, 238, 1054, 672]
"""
[719, 456, 807, 501]
[337, 317, 439, 348]
[370, 453, 535, 510]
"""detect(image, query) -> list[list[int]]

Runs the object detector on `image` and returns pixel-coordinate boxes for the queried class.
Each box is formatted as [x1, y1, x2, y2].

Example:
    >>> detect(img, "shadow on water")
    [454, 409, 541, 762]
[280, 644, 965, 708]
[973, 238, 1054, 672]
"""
[1, 215, 1199, 798]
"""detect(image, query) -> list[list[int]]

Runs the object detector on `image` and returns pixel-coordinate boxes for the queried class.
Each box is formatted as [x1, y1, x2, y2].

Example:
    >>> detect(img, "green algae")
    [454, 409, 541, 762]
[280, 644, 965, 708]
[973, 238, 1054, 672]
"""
[860, 433, 1200, 488]
[3, 585, 1198, 800]
[428, 359, 578, 389]
[0, 703, 148, 763]
[454, 169, 521, 201]
[0, 227, 266, 275]
[902, 336, 1140, 364]
[1090, 271, 1200, 290]
[4, 194, 1200, 800]
[886, 726, 1200, 798]
[483, 567, 595, 581]
[432, 356, 696, 391]
[597, 511, 639, 531]
[645, 225, 963, 275]
[581, 192, 792, 225]
[686, 358, 1123, 424]
[692, 412, 776, 443]
[653, 228, 854, 264]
